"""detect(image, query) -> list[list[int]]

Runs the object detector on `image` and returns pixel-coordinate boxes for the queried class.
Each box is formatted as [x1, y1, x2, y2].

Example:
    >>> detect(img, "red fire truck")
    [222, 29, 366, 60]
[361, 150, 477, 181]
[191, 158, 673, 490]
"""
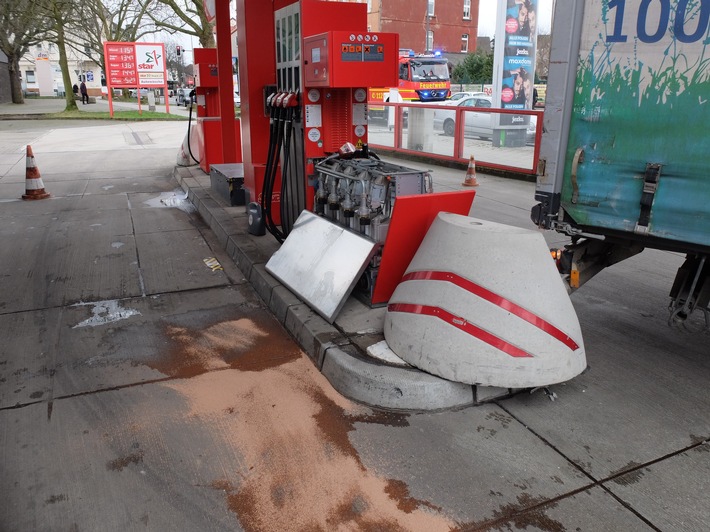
[368, 50, 451, 117]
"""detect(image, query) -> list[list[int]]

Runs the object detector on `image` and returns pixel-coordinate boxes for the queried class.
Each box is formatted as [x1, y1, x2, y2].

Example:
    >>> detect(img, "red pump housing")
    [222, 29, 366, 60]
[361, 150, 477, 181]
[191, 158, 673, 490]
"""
[192, 48, 242, 173]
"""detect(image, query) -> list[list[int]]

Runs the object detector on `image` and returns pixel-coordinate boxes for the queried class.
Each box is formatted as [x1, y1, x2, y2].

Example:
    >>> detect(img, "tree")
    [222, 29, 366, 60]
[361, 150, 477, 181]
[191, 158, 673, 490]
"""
[45, 0, 81, 111]
[142, 0, 215, 48]
[0, 0, 51, 103]
[451, 50, 494, 85]
[70, 0, 157, 80]
[536, 34, 551, 82]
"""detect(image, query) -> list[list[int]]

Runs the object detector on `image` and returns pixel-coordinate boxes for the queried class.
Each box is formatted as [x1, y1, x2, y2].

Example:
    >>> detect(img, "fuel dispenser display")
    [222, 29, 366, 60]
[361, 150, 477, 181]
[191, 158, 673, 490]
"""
[302, 31, 398, 159]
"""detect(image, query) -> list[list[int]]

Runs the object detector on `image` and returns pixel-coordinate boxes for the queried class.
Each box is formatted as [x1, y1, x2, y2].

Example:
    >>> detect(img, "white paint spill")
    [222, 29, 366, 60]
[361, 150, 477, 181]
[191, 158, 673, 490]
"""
[102, 185, 114, 191]
[143, 190, 195, 213]
[357, 328, 381, 335]
[366, 340, 411, 367]
[90, 223, 102, 227]
[72, 299, 141, 328]
[0, 199, 20, 203]
[111, 241, 125, 249]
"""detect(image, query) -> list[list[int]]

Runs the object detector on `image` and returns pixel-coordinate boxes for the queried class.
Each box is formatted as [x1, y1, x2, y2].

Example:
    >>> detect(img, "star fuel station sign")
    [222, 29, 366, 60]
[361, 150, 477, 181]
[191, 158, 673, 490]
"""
[103, 41, 169, 116]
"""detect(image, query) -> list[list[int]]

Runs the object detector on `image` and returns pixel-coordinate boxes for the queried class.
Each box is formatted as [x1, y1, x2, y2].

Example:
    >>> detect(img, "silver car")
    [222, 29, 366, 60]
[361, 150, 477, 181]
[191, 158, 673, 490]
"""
[433, 95, 537, 144]
[447, 91, 487, 103]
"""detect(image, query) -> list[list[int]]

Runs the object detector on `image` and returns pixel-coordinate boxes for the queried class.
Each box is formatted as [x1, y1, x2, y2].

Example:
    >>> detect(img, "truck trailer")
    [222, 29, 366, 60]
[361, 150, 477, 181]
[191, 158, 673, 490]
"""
[532, 0, 710, 328]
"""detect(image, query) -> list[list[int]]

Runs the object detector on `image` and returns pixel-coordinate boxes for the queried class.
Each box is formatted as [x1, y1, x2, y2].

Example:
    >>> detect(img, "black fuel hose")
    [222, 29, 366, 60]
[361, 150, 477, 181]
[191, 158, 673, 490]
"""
[263, 103, 285, 242]
[185, 90, 200, 165]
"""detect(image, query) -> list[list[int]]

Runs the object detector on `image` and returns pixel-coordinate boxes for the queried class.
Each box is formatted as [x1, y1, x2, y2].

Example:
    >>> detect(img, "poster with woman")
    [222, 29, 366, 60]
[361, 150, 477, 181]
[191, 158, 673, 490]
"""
[500, 0, 538, 109]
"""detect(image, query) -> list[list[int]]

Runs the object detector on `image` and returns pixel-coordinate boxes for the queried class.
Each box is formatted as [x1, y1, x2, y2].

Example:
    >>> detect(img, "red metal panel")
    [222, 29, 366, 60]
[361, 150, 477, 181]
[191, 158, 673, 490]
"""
[193, 48, 217, 65]
[371, 190, 476, 305]
[197, 118, 223, 173]
[215, 0, 238, 164]
[194, 64, 219, 88]
[321, 89, 352, 153]
[236, 0, 277, 204]
[303, 32, 398, 88]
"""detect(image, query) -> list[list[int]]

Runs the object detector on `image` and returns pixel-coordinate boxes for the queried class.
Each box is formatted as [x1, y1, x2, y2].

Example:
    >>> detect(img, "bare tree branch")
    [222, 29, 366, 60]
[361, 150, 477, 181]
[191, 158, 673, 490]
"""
[140, 0, 215, 48]
[0, 0, 52, 103]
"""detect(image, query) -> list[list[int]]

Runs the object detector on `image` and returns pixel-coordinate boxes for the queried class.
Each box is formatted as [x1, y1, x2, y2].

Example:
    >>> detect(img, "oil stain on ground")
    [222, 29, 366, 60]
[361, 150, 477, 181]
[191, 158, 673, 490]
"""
[610, 461, 647, 486]
[106, 451, 144, 472]
[462, 493, 565, 532]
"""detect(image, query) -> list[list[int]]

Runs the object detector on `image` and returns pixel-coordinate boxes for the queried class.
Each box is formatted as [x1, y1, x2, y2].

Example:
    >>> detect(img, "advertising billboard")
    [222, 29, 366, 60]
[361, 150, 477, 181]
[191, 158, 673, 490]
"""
[103, 41, 169, 116]
[499, 0, 538, 110]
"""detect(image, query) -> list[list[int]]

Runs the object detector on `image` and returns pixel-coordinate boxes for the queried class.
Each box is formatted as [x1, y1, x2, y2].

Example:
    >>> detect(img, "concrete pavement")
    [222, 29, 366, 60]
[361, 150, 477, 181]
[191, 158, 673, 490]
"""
[1, 113, 709, 530]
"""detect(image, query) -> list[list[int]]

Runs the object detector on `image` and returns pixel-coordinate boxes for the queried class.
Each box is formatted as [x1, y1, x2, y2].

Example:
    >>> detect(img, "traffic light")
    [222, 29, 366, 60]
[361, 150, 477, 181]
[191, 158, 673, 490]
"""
[176, 46, 181, 56]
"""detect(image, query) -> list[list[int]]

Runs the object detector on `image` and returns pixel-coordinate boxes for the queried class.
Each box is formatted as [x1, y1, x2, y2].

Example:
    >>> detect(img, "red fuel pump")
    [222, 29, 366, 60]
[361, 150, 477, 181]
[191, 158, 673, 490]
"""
[192, 48, 242, 173]
[237, 0, 374, 233]
[235, 1, 470, 306]
[236, 0, 399, 239]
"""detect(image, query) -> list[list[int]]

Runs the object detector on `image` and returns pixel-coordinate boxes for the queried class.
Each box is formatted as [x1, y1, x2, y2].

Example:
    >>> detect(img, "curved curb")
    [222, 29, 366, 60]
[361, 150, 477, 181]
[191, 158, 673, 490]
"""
[321, 346, 474, 411]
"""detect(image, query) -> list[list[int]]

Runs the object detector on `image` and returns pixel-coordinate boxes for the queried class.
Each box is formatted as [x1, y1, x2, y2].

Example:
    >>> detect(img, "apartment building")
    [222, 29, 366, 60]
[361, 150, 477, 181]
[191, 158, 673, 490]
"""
[19, 42, 103, 98]
[367, 0, 480, 54]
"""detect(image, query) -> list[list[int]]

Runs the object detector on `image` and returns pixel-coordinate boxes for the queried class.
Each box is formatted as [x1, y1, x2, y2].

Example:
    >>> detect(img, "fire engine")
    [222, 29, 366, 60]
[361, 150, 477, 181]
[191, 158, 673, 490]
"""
[368, 49, 451, 117]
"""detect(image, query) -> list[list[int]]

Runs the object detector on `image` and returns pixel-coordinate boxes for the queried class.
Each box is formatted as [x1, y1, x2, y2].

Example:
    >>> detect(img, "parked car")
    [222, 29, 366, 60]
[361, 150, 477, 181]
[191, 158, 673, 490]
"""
[176, 88, 195, 107]
[433, 95, 537, 144]
[447, 91, 487, 103]
[128, 88, 149, 98]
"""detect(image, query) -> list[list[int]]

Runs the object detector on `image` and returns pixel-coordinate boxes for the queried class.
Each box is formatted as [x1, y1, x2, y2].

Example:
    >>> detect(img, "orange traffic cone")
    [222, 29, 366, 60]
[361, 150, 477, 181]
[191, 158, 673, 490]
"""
[22, 145, 50, 200]
[462, 154, 479, 187]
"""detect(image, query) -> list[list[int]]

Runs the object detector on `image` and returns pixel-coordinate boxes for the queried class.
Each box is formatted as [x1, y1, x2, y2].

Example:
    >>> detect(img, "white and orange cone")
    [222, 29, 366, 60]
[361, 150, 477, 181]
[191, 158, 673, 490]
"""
[22, 145, 50, 200]
[462, 154, 479, 187]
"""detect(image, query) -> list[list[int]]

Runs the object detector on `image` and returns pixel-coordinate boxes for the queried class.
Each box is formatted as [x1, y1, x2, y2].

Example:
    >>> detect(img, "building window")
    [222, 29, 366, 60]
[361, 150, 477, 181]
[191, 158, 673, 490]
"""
[427, 31, 434, 52]
[463, 0, 471, 20]
[461, 34, 469, 53]
[367, 0, 372, 12]
[427, 0, 435, 17]
[26, 70, 36, 83]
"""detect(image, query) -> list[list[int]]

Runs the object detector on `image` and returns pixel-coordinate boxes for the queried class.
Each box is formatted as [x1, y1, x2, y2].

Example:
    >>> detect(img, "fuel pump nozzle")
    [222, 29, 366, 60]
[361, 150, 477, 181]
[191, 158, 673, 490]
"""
[281, 91, 299, 108]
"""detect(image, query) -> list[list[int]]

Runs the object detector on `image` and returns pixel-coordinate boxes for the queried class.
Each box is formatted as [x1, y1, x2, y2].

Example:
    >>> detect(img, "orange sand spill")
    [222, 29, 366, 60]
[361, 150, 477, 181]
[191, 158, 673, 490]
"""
[163, 353, 456, 531]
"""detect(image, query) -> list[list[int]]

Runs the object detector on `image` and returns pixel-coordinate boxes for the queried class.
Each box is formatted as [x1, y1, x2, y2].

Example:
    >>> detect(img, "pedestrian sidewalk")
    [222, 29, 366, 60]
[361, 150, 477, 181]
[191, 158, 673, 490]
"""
[0, 96, 190, 118]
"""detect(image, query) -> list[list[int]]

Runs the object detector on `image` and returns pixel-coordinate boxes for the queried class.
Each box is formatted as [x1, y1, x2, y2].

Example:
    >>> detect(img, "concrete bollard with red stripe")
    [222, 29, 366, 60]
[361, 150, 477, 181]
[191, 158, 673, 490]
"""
[22, 145, 50, 200]
[384, 212, 586, 388]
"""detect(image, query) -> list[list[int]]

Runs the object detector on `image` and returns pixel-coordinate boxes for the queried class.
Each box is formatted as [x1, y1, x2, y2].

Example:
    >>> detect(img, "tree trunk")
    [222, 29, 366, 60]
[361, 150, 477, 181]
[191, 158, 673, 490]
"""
[8, 54, 25, 104]
[197, 11, 215, 48]
[54, 14, 77, 111]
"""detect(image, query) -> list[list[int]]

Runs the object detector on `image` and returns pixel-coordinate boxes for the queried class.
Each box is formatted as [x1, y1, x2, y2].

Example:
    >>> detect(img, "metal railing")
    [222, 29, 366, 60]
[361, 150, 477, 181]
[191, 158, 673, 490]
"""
[367, 100, 543, 175]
